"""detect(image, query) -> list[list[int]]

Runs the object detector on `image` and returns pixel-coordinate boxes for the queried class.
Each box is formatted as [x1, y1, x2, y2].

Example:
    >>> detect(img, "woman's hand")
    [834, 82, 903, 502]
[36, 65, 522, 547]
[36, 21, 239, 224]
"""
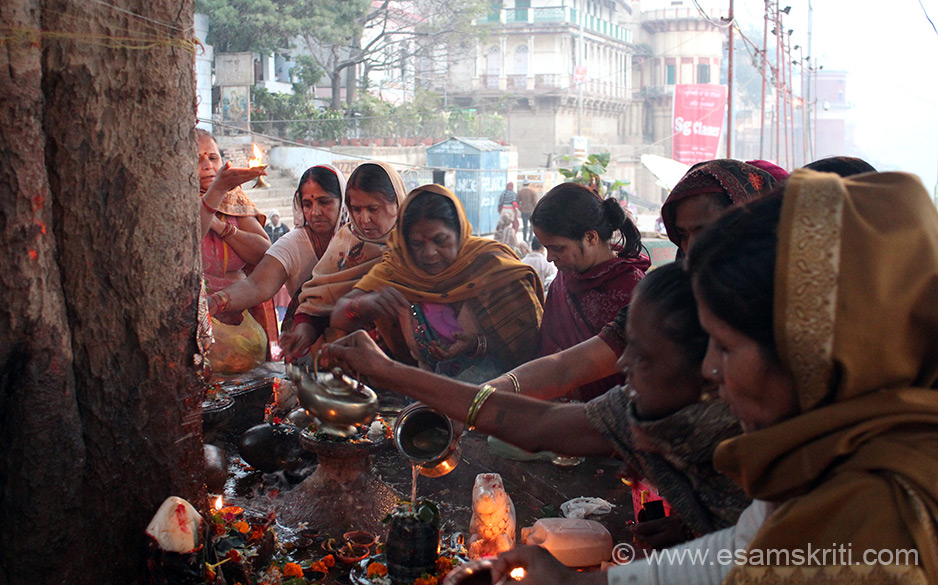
[429, 331, 479, 361]
[206, 161, 267, 195]
[209, 215, 228, 235]
[279, 321, 318, 361]
[487, 545, 604, 585]
[321, 330, 393, 379]
[360, 287, 411, 321]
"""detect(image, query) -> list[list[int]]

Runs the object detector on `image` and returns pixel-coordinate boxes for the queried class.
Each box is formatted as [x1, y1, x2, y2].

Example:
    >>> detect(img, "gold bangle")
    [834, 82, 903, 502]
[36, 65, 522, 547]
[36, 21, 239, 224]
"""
[505, 372, 521, 394]
[465, 384, 496, 431]
[222, 224, 238, 239]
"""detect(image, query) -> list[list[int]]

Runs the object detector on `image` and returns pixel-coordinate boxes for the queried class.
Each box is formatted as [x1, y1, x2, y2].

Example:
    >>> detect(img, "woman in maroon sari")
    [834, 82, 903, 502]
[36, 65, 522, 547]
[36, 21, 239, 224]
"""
[532, 183, 649, 401]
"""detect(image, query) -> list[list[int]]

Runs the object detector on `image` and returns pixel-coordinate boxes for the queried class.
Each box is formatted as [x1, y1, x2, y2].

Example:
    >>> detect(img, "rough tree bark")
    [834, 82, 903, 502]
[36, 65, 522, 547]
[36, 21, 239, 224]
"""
[0, 0, 205, 583]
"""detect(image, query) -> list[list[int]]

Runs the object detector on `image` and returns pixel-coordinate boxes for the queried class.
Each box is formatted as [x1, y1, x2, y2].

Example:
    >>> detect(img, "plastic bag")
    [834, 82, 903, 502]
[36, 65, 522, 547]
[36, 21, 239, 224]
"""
[209, 310, 267, 374]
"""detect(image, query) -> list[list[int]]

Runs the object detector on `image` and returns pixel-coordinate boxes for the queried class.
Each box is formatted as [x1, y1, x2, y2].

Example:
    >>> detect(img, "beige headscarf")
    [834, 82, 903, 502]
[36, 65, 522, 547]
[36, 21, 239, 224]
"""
[295, 161, 407, 315]
[718, 170, 938, 584]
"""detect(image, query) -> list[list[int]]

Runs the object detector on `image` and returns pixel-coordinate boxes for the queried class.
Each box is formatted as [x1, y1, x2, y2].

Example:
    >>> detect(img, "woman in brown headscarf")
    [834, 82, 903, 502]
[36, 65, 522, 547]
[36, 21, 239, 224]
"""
[686, 169, 938, 583]
[280, 161, 407, 358]
[332, 184, 543, 382]
[661, 159, 778, 253]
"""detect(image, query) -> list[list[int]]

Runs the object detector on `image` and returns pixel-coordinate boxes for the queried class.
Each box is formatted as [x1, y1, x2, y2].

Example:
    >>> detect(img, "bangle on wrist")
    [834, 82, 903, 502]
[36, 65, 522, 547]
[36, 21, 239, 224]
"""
[293, 312, 315, 328]
[471, 334, 487, 358]
[211, 291, 230, 312]
[465, 384, 497, 431]
[221, 224, 238, 239]
[201, 198, 218, 213]
[344, 296, 363, 321]
[505, 372, 521, 394]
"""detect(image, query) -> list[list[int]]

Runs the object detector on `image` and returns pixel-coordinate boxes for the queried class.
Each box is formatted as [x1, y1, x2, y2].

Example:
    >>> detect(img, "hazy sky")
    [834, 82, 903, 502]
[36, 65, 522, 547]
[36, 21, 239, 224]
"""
[731, 0, 938, 193]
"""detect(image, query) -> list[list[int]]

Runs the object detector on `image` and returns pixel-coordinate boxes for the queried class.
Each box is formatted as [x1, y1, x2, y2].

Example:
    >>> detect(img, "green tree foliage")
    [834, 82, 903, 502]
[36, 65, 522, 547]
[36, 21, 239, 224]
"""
[196, 0, 296, 53]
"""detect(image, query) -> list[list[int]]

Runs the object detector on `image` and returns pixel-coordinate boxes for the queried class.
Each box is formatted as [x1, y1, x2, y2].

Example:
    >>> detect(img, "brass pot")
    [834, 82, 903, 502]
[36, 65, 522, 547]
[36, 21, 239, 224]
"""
[394, 403, 460, 477]
[295, 365, 378, 437]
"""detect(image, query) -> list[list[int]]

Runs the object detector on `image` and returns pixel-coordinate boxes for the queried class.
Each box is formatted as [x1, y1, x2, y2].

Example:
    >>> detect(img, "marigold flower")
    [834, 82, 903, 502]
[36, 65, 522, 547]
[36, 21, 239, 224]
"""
[282, 562, 304, 578]
[321, 554, 335, 568]
[435, 556, 456, 576]
[234, 520, 250, 533]
[367, 562, 388, 578]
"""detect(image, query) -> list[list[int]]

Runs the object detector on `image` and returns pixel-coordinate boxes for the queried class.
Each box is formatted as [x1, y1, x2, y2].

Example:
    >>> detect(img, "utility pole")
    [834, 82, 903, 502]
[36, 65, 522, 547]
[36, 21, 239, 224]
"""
[759, 0, 769, 159]
[577, 12, 584, 137]
[726, 0, 734, 158]
[806, 0, 814, 162]
[775, 2, 781, 163]
[787, 31, 796, 167]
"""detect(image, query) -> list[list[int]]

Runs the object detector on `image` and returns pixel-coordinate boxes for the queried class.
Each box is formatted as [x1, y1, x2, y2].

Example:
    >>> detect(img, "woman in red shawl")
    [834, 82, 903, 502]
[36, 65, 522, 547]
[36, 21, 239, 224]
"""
[532, 183, 650, 401]
[661, 159, 779, 254]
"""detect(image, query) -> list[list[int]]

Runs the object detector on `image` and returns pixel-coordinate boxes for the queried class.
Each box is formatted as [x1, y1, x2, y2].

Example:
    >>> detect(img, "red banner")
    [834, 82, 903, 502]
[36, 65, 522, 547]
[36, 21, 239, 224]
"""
[671, 84, 727, 165]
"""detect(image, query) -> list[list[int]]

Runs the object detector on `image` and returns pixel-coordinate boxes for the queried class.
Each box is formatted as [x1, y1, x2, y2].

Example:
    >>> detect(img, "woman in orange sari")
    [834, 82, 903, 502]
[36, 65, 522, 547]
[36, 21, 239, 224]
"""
[332, 185, 543, 382]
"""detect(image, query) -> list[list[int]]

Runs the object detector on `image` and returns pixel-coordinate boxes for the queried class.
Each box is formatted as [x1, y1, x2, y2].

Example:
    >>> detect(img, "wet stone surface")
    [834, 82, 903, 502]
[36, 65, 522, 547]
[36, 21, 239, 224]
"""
[205, 366, 636, 583]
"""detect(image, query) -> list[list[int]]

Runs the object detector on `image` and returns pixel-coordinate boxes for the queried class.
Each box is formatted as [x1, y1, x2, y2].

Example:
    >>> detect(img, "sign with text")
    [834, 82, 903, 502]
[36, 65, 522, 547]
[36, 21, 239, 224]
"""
[215, 52, 254, 86]
[671, 84, 727, 165]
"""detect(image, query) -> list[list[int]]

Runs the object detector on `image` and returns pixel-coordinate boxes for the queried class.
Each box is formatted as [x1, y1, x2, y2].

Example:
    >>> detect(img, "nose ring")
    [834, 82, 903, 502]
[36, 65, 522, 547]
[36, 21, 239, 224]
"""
[711, 368, 719, 376]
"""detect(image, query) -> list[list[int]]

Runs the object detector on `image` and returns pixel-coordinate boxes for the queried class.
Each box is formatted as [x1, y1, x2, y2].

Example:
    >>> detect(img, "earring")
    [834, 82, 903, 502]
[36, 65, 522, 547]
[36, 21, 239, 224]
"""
[711, 368, 719, 376]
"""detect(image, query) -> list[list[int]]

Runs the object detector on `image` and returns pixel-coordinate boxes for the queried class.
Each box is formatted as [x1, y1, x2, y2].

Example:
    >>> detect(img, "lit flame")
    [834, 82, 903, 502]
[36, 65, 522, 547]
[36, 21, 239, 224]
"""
[214, 495, 223, 510]
[248, 144, 263, 168]
[510, 567, 525, 581]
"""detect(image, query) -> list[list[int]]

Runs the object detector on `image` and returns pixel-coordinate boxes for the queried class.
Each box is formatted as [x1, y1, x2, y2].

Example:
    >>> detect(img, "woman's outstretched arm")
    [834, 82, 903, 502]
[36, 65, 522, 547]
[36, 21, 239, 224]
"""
[322, 331, 612, 456]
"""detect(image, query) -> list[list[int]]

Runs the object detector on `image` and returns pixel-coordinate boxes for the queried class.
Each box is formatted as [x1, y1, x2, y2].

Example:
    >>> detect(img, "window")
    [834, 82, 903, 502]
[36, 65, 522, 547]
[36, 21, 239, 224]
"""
[514, 45, 529, 75]
[697, 63, 710, 83]
[666, 64, 675, 85]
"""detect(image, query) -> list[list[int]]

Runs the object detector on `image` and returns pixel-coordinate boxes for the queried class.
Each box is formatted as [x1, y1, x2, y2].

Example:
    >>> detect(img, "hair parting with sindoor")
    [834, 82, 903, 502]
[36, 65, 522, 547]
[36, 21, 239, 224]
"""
[531, 182, 642, 258]
[401, 190, 460, 239]
[346, 163, 398, 204]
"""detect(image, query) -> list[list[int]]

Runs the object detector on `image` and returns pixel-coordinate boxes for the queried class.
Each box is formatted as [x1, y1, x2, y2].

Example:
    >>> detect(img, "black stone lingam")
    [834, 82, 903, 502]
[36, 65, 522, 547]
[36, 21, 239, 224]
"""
[385, 501, 441, 584]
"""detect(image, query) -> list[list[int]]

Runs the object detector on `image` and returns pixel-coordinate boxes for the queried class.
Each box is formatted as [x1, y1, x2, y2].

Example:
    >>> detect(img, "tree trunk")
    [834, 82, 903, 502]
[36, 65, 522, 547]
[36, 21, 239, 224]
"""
[331, 69, 343, 110]
[346, 62, 357, 106]
[0, 0, 204, 583]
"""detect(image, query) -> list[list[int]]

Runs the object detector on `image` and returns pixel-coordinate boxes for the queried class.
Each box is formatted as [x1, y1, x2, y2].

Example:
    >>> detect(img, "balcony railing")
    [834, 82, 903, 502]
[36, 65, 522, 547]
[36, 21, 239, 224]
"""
[507, 74, 528, 90]
[481, 75, 501, 89]
[478, 6, 632, 43]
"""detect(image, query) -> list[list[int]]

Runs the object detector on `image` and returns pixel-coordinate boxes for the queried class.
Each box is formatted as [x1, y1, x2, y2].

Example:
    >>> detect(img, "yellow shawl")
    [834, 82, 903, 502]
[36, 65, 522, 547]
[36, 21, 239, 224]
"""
[296, 161, 407, 315]
[719, 170, 938, 584]
[356, 184, 544, 366]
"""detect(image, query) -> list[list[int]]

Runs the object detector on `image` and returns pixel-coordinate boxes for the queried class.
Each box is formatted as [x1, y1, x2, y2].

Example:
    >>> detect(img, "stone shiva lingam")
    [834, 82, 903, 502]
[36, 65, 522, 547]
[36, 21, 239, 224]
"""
[277, 361, 399, 535]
